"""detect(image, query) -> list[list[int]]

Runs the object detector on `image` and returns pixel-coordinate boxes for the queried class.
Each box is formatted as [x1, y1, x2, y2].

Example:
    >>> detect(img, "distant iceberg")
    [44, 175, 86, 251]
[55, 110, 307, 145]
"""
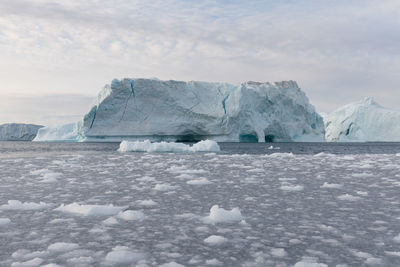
[323, 97, 400, 142]
[34, 78, 324, 142]
[0, 123, 43, 141]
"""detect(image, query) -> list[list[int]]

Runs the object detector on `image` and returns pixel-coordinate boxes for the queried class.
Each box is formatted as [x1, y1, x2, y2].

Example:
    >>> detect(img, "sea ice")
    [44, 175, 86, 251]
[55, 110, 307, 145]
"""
[321, 182, 343, 189]
[159, 262, 185, 267]
[104, 246, 145, 265]
[204, 235, 228, 246]
[0, 217, 11, 226]
[293, 256, 327, 267]
[154, 183, 177, 191]
[0, 200, 50, 210]
[10, 257, 44, 267]
[54, 203, 127, 216]
[186, 178, 212, 185]
[270, 248, 287, 257]
[117, 210, 145, 221]
[102, 217, 119, 226]
[280, 185, 304, 191]
[47, 242, 79, 253]
[204, 205, 243, 223]
[136, 199, 158, 207]
[337, 194, 361, 201]
[118, 139, 220, 153]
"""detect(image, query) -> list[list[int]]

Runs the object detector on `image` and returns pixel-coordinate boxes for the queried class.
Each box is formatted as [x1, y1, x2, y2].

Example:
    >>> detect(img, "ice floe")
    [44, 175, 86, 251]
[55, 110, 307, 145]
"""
[321, 182, 343, 189]
[204, 235, 228, 246]
[105, 246, 146, 265]
[118, 139, 220, 153]
[0, 200, 50, 210]
[47, 242, 79, 253]
[186, 177, 212, 185]
[54, 203, 127, 216]
[204, 205, 243, 223]
[0, 217, 11, 226]
[117, 210, 145, 221]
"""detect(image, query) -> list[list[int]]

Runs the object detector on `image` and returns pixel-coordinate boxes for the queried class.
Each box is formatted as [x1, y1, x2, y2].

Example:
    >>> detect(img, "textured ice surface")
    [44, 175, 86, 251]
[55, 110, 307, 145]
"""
[0, 123, 43, 141]
[324, 97, 400, 141]
[118, 139, 220, 153]
[34, 78, 324, 142]
[33, 122, 84, 142]
[1, 142, 400, 266]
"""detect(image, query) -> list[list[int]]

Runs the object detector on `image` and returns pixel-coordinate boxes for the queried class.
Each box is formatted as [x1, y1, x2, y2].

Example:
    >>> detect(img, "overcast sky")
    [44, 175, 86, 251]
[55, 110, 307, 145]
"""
[1, 0, 399, 126]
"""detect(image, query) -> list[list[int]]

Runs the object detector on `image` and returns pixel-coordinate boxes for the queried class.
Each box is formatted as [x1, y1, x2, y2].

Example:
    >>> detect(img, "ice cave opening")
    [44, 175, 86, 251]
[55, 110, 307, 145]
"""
[239, 134, 259, 143]
[265, 134, 275, 142]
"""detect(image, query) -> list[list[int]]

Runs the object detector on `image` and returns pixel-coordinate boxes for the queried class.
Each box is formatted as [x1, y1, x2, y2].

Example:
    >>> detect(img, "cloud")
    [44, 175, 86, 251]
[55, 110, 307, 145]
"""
[0, 0, 399, 125]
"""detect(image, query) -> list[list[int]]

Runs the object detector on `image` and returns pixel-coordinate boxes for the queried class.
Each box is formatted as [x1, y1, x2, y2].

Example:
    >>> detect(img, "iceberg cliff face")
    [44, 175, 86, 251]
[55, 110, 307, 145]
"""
[33, 122, 84, 142]
[35, 78, 324, 142]
[0, 123, 43, 141]
[324, 97, 400, 142]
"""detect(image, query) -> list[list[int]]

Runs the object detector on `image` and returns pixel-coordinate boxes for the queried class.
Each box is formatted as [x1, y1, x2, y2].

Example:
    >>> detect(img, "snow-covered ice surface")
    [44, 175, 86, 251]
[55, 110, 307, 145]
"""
[1, 141, 400, 266]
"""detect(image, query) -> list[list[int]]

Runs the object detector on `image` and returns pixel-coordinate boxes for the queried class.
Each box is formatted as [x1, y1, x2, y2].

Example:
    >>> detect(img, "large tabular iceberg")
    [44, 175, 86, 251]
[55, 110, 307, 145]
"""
[35, 78, 324, 142]
[323, 97, 400, 142]
[0, 123, 43, 141]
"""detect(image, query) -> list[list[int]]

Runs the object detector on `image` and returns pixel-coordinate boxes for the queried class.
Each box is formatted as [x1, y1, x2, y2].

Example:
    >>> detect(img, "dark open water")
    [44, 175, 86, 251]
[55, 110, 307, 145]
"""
[1, 141, 400, 156]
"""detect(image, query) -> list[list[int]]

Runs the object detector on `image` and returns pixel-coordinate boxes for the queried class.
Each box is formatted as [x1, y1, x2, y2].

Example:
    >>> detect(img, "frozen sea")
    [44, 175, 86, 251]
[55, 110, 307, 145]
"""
[1, 141, 400, 267]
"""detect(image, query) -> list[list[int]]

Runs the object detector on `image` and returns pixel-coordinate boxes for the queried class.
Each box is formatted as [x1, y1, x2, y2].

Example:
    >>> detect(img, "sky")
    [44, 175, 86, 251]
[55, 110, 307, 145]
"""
[1, 0, 399, 126]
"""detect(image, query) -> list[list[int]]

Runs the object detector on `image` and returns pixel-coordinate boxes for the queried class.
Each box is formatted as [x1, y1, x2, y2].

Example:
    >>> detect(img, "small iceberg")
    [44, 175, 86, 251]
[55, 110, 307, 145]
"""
[118, 139, 220, 153]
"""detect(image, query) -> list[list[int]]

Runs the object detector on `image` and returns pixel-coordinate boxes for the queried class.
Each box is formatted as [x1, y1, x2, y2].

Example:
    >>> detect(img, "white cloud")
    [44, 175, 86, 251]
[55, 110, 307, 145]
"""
[0, 0, 399, 125]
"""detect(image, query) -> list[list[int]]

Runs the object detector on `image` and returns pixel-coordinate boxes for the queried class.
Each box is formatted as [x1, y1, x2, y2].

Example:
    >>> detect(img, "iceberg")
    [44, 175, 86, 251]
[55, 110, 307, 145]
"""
[33, 122, 84, 142]
[34, 78, 324, 142]
[0, 123, 43, 141]
[323, 97, 400, 142]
